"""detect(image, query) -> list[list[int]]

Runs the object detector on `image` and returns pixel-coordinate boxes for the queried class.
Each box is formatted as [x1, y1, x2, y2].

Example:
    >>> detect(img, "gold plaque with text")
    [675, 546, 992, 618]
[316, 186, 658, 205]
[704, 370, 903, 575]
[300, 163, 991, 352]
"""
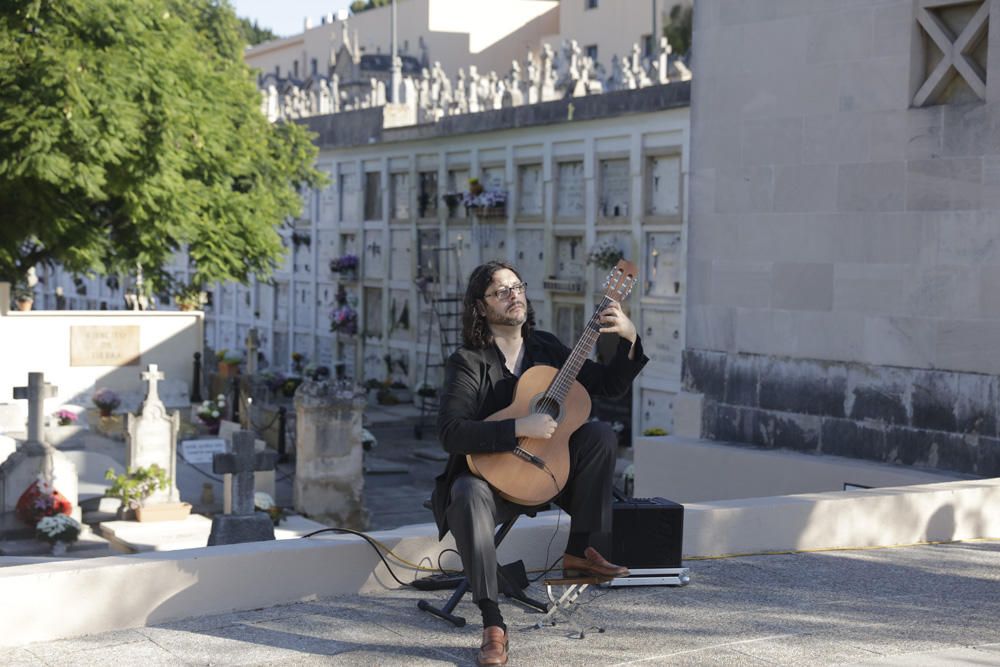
[70, 326, 141, 367]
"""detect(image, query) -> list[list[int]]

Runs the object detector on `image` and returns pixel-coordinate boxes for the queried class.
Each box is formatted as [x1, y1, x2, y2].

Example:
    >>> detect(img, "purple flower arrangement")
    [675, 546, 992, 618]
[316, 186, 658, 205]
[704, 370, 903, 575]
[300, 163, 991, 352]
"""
[329, 304, 358, 334]
[54, 409, 77, 426]
[329, 254, 359, 273]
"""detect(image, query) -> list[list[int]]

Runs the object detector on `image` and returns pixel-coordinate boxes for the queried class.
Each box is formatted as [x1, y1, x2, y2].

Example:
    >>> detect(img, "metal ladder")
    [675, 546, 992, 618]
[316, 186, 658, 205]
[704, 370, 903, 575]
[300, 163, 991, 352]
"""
[413, 243, 465, 439]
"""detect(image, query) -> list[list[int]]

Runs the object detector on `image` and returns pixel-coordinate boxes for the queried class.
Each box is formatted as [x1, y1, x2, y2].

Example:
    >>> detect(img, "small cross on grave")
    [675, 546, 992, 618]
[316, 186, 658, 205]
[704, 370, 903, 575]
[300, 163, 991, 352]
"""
[13, 372, 58, 448]
[141, 364, 165, 408]
[207, 430, 277, 545]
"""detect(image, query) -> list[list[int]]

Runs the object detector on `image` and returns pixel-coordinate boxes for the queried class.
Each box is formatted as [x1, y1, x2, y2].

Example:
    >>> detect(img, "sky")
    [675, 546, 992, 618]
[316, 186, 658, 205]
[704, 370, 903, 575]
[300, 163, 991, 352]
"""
[231, 0, 355, 38]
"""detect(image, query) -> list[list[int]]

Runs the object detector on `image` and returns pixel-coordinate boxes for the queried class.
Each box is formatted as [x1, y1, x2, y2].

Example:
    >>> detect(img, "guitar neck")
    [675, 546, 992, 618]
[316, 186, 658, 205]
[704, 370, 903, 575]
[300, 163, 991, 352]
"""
[547, 296, 613, 404]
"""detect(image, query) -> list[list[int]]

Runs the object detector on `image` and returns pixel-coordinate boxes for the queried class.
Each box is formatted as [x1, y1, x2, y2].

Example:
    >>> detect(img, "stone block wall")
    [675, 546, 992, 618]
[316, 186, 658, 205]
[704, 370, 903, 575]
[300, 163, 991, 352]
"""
[687, 0, 1000, 470]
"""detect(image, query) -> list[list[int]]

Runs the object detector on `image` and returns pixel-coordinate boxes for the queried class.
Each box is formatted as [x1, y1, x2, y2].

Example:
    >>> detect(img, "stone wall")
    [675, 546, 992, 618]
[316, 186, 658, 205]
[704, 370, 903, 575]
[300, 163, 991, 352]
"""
[687, 0, 1000, 471]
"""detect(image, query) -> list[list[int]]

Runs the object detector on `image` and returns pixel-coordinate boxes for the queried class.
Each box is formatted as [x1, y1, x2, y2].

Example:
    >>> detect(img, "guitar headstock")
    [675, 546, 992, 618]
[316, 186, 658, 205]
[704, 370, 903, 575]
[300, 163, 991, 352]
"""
[601, 259, 638, 302]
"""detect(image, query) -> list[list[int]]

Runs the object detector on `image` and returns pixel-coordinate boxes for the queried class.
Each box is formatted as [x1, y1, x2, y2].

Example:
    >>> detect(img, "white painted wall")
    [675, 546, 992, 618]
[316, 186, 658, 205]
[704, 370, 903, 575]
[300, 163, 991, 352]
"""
[0, 310, 203, 419]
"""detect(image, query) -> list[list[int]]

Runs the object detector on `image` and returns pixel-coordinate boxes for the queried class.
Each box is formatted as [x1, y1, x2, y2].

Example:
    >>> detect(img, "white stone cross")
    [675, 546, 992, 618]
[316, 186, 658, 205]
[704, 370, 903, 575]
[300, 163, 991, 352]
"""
[141, 364, 165, 406]
[13, 372, 58, 447]
[913, 1, 990, 106]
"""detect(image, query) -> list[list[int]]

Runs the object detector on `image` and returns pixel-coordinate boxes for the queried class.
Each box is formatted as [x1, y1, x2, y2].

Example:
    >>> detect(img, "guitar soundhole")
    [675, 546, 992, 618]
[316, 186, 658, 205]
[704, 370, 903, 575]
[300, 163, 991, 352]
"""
[534, 395, 561, 420]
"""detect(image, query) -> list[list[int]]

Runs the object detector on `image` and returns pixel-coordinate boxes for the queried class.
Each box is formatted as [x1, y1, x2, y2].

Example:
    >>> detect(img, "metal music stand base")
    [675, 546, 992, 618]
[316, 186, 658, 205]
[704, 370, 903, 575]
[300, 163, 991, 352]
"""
[534, 575, 612, 639]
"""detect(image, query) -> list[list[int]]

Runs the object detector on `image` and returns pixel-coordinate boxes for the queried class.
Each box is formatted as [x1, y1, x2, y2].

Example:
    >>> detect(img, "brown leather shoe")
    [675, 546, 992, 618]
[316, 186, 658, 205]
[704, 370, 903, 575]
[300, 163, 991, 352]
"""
[562, 546, 630, 578]
[477, 626, 508, 666]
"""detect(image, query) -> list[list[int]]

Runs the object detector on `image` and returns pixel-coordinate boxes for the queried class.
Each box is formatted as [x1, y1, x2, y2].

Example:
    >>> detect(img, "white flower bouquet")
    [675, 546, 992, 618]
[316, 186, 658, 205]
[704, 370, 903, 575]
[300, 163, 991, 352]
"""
[35, 513, 81, 545]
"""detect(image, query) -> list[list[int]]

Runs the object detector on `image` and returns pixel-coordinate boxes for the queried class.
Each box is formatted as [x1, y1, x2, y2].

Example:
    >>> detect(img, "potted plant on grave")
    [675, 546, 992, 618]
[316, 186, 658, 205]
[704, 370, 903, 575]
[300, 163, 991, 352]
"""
[254, 492, 285, 526]
[329, 303, 358, 335]
[216, 349, 242, 377]
[91, 388, 121, 418]
[174, 285, 204, 311]
[642, 427, 669, 436]
[54, 409, 78, 426]
[196, 394, 226, 434]
[281, 377, 303, 397]
[104, 464, 183, 521]
[468, 177, 484, 196]
[35, 513, 82, 555]
[13, 282, 34, 311]
[587, 239, 625, 271]
[415, 384, 438, 410]
[329, 254, 359, 281]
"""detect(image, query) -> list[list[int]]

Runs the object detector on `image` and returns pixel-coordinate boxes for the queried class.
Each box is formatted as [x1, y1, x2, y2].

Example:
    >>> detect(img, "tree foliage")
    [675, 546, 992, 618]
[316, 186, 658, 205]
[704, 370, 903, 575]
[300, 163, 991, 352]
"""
[663, 3, 692, 57]
[350, 0, 391, 15]
[237, 16, 277, 46]
[0, 0, 326, 292]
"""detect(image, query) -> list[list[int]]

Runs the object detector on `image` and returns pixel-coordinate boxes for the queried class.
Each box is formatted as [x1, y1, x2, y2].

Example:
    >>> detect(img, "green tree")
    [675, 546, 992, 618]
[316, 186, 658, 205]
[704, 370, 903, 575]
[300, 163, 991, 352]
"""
[663, 3, 692, 57]
[0, 0, 326, 292]
[237, 16, 277, 46]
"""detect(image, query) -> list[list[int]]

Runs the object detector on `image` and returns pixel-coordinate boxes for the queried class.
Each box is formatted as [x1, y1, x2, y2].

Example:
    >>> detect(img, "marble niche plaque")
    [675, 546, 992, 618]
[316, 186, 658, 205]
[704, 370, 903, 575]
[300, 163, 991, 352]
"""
[363, 230, 385, 279]
[482, 166, 505, 192]
[255, 283, 273, 321]
[338, 171, 359, 223]
[319, 170, 337, 223]
[219, 327, 236, 352]
[640, 388, 675, 433]
[600, 159, 630, 218]
[293, 285, 314, 327]
[514, 229, 546, 289]
[418, 171, 438, 218]
[593, 231, 629, 280]
[337, 339, 357, 379]
[518, 164, 543, 216]
[389, 230, 412, 281]
[477, 224, 507, 262]
[363, 171, 382, 221]
[316, 336, 334, 367]
[275, 281, 290, 323]
[317, 230, 338, 277]
[364, 286, 383, 337]
[417, 228, 441, 282]
[555, 236, 586, 280]
[554, 302, 584, 347]
[272, 331, 289, 366]
[446, 168, 469, 219]
[389, 289, 413, 340]
[363, 349, 384, 382]
[294, 333, 311, 359]
[556, 161, 585, 218]
[445, 229, 472, 287]
[647, 155, 681, 216]
[219, 283, 235, 317]
[391, 172, 410, 219]
[641, 308, 682, 379]
[645, 232, 682, 298]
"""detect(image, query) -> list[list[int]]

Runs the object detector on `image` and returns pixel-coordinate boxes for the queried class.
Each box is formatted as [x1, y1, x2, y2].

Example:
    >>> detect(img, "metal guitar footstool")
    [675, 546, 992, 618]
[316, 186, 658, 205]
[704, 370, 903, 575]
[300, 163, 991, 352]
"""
[535, 575, 613, 638]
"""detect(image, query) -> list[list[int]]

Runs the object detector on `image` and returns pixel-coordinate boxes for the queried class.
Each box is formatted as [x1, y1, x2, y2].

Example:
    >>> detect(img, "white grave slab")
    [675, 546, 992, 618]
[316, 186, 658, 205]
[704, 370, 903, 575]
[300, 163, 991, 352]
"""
[556, 236, 586, 279]
[600, 159, 630, 218]
[518, 164, 543, 215]
[557, 161, 585, 217]
[648, 155, 681, 216]
[391, 173, 410, 219]
[364, 229, 386, 279]
[645, 232, 683, 298]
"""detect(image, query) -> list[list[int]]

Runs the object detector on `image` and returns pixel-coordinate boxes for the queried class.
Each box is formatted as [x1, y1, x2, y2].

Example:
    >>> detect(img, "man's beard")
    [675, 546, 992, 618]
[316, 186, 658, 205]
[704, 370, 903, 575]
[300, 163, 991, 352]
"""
[486, 302, 526, 327]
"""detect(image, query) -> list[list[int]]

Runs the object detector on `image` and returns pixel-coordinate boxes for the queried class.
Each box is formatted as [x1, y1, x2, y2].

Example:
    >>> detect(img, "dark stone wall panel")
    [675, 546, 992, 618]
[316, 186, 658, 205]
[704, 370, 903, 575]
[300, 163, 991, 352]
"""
[955, 373, 999, 437]
[755, 411, 821, 454]
[724, 354, 760, 407]
[820, 418, 887, 461]
[682, 349, 726, 400]
[760, 358, 847, 418]
[847, 365, 908, 425]
[911, 370, 959, 432]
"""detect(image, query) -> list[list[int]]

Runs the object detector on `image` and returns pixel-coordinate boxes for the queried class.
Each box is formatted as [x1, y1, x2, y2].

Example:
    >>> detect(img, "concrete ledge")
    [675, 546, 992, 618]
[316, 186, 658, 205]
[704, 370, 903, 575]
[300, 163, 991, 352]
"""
[634, 435, 966, 502]
[3, 476, 999, 648]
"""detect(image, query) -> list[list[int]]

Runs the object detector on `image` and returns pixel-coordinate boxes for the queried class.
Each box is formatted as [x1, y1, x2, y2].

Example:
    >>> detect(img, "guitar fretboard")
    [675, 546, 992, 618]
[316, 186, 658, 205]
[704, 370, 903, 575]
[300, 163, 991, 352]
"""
[545, 296, 614, 404]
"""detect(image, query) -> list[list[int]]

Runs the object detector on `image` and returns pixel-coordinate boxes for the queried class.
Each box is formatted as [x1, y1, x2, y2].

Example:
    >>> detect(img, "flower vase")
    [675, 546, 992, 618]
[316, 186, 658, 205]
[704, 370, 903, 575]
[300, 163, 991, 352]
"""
[50, 540, 67, 556]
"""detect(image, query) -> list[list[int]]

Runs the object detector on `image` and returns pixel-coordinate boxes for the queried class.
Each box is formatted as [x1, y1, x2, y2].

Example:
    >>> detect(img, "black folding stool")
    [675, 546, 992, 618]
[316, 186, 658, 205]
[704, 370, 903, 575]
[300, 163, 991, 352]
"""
[418, 507, 548, 627]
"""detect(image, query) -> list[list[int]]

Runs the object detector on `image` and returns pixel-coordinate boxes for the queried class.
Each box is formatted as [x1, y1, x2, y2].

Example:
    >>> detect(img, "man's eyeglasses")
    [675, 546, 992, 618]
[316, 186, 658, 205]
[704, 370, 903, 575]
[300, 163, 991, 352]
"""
[484, 282, 528, 300]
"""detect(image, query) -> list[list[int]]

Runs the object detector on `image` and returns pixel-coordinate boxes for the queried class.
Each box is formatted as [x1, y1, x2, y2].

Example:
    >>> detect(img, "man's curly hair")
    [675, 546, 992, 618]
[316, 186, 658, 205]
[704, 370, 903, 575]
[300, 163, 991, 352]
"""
[461, 261, 536, 349]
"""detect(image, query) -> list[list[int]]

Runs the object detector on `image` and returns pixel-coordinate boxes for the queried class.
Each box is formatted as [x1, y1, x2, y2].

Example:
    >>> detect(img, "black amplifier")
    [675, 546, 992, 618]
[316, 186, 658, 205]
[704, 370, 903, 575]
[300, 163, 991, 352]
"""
[612, 497, 684, 569]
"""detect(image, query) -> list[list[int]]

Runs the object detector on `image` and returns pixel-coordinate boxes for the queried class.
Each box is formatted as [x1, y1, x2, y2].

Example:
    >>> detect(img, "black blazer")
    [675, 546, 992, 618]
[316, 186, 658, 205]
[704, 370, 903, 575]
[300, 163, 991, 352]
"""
[431, 330, 648, 539]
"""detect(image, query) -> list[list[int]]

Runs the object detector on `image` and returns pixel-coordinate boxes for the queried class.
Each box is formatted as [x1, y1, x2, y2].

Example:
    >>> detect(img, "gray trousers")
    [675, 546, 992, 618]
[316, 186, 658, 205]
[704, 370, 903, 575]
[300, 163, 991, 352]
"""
[445, 421, 617, 602]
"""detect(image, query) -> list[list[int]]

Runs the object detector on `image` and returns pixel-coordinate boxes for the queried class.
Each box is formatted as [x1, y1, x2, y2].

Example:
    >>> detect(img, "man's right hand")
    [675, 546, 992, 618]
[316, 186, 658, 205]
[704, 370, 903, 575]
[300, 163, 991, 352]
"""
[515, 413, 557, 439]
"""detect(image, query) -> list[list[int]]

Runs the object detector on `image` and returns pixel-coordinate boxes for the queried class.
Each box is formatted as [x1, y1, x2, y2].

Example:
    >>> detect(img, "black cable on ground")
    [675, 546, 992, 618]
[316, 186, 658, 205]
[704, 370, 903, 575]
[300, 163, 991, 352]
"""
[300, 527, 417, 587]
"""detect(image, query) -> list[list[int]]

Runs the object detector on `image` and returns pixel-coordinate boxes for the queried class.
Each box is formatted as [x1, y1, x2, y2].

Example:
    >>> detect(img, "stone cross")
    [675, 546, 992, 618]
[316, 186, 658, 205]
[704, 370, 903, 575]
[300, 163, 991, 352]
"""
[212, 431, 277, 516]
[13, 372, 57, 447]
[245, 328, 259, 376]
[141, 364, 164, 408]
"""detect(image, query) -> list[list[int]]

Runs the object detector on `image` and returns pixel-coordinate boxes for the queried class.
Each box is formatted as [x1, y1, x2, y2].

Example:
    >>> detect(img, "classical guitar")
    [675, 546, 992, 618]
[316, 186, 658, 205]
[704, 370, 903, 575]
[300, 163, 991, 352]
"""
[467, 259, 639, 505]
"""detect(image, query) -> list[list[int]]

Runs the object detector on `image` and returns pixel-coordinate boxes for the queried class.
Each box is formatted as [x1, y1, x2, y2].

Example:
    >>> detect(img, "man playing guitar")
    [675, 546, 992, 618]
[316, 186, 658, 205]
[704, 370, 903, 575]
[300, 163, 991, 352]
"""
[431, 260, 648, 666]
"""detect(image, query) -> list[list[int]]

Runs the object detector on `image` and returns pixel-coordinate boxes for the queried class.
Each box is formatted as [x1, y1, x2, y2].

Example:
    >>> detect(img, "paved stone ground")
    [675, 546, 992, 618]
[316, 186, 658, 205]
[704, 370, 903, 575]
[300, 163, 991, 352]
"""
[5, 540, 1000, 665]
